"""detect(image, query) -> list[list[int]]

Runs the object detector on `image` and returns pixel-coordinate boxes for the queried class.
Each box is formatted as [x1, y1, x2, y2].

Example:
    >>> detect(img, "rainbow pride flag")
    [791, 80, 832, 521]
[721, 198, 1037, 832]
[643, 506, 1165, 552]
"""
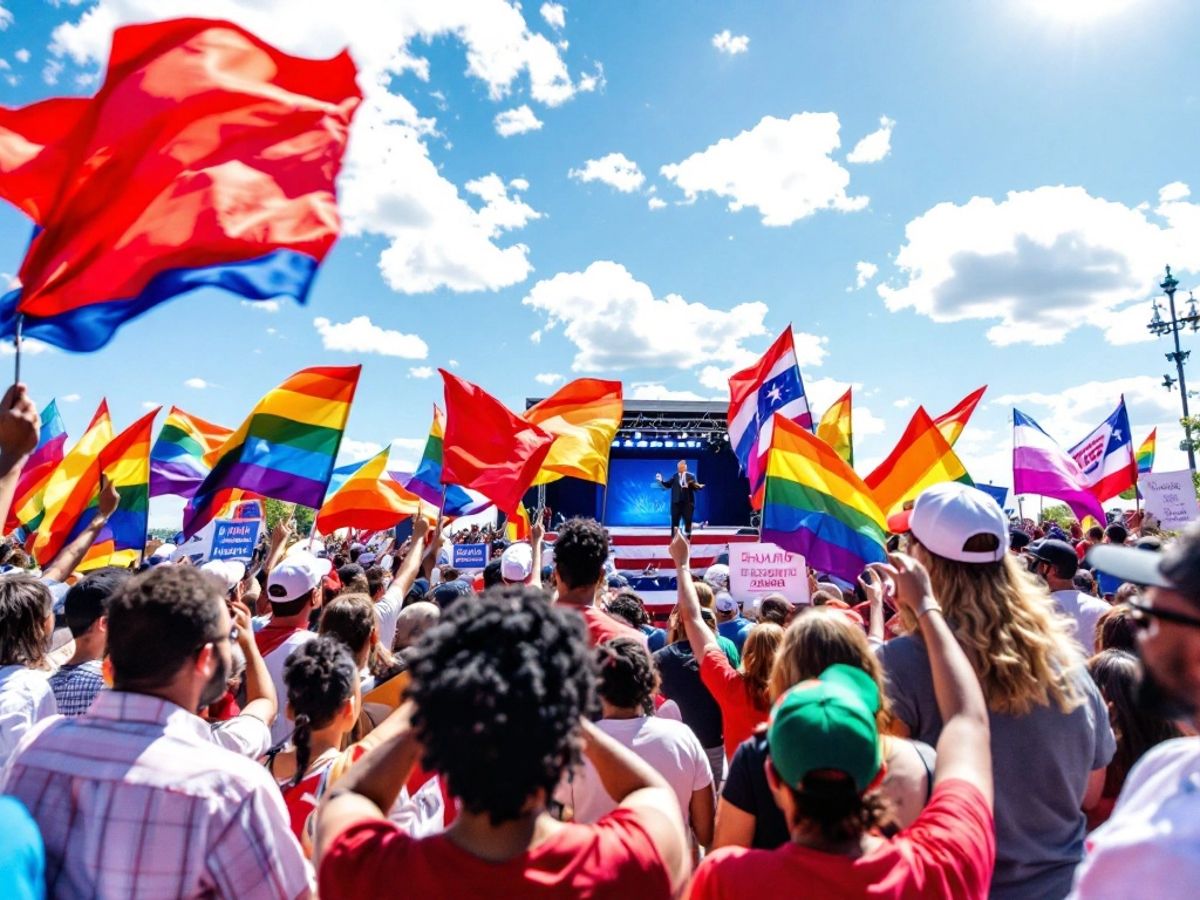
[866, 407, 972, 517]
[932, 386, 986, 447]
[815, 388, 854, 466]
[405, 405, 494, 517]
[1136, 428, 1156, 475]
[31, 401, 113, 564]
[7, 399, 67, 533]
[74, 407, 158, 571]
[761, 413, 888, 583]
[149, 406, 234, 499]
[182, 366, 360, 538]
[316, 447, 431, 533]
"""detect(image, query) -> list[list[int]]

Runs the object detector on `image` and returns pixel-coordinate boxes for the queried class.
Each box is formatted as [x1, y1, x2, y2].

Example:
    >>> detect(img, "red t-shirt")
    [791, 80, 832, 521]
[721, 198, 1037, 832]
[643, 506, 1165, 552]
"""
[688, 779, 995, 900]
[698, 644, 768, 758]
[579, 606, 648, 648]
[318, 806, 672, 899]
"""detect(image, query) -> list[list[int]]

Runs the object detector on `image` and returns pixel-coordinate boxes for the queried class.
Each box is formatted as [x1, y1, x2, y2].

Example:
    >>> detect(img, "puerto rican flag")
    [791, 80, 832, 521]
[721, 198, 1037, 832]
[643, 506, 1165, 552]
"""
[726, 327, 813, 499]
[1068, 396, 1139, 503]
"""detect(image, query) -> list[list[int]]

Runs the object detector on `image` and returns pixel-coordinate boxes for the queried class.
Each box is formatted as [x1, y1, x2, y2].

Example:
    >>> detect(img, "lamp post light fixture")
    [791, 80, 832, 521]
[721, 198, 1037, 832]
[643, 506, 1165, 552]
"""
[1147, 265, 1200, 470]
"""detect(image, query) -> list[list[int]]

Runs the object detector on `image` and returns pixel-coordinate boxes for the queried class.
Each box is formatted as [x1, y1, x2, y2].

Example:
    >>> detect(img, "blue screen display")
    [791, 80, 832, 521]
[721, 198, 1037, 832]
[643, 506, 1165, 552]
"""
[606, 458, 706, 526]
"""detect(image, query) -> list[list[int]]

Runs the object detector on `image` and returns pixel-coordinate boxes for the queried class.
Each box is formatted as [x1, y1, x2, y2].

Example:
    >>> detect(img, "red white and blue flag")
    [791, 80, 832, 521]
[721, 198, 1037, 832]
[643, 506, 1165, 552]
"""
[1068, 396, 1138, 503]
[0, 18, 361, 351]
[726, 327, 813, 501]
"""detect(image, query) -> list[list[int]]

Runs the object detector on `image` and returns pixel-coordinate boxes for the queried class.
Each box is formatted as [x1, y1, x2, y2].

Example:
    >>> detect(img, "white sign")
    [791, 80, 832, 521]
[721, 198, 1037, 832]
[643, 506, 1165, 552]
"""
[1138, 469, 1200, 531]
[728, 542, 809, 606]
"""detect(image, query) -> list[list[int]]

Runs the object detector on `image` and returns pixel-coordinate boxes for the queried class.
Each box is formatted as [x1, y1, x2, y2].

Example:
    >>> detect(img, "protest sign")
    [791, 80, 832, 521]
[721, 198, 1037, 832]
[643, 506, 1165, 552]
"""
[452, 542, 491, 572]
[210, 518, 261, 562]
[729, 542, 809, 606]
[1138, 469, 1200, 531]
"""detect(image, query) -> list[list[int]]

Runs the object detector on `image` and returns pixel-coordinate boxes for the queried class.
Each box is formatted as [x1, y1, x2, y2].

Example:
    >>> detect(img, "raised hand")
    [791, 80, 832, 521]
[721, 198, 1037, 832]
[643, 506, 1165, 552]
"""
[867, 552, 938, 617]
[97, 474, 121, 519]
[668, 529, 690, 569]
[0, 383, 40, 463]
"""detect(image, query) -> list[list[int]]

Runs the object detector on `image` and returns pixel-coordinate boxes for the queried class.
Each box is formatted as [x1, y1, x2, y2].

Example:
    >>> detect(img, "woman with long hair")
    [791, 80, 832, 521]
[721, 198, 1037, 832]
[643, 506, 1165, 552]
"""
[878, 483, 1114, 900]
[0, 575, 57, 764]
[669, 533, 783, 761]
[1085, 649, 1183, 829]
[318, 592, 401, 691]
[714, 602, 938, 849]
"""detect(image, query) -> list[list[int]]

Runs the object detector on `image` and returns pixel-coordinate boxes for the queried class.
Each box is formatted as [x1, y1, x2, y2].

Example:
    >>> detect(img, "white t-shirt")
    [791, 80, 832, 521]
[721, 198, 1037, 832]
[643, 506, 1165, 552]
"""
[557, 715, 712, 826]
[1051, 589, 1110, 654]
[0, 665, 57, 765]
[375, 585, 404, 652]
[1070, 737, 1200, 899]
[209, 714, 273, 759]
[262, 631, 318, 745]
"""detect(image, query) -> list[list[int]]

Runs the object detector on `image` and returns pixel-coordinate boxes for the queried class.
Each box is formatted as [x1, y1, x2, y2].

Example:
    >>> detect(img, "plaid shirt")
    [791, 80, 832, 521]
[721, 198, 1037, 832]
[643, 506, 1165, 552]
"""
[47, 660, 105, 717]
[2, 691, 311, 899]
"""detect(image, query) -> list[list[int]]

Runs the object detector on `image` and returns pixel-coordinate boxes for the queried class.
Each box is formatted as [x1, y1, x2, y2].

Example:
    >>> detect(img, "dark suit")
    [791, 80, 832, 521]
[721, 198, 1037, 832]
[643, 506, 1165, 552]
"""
[659, 472, 701, 536]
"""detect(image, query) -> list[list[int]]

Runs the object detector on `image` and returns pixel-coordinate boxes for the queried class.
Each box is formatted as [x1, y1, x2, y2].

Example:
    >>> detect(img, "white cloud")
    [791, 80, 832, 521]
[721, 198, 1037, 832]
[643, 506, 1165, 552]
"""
[1159, 181, 1190, 203]
[648, 196, 667, 211]
[50, 0, 596, 297]
[314, 315, 428, 358]
[42, 59, 62, 85]
[524, 260, 784, 373]
[14, 48, 28, 64]
[696, 328, 829, 393]
[408, 366, 434, 379]
[628, 382, 706, 401]
[569, 152, 645, 193]
[337, 438, 384, 467]
[0, 5, 10, 31]
[141, 401, 158, 410]
[534, 372, 565, 386]
[660, 113, 868, 226]
[241, 300, 280, 313]
[0, 338, 52, 356]
[494, 104, 543, 137]
[61, 393, 81, 403]
[540, 2, 565, 29]
[805, 377, 887, 437]
[854, 260, 878, 289]
[711, 30, 749, 55]
[846, 115, 895, 164]
[448, 359, 460, 368]
[892, 396, 914, 409]
[184, 377, 209, 389]
[878, 184, 1200, 347]
[510, 177, 530, 191]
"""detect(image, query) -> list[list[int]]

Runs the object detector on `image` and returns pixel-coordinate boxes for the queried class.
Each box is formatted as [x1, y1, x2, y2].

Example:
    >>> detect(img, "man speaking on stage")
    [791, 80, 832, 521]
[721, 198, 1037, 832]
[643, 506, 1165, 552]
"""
[656, 460, 704, 538]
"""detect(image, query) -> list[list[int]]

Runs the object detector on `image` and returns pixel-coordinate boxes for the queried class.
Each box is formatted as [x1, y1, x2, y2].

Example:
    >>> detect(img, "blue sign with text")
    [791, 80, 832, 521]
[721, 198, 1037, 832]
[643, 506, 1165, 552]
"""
[211, 519, 261, 562]
[452, 543, 491, 571]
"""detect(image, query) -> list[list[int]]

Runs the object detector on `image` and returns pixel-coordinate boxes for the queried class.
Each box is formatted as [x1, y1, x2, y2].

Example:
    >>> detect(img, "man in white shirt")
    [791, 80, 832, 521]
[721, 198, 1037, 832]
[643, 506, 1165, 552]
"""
[1071, 526, 1200, 899]
[2, 565, 309, 899]
[1028, 539, 1110, 654]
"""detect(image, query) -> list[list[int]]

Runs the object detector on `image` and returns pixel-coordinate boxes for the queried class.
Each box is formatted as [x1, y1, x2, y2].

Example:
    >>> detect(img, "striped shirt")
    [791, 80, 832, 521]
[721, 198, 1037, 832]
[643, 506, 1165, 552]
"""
[1, 690, 310, 899]
[47, 660, 105, 717]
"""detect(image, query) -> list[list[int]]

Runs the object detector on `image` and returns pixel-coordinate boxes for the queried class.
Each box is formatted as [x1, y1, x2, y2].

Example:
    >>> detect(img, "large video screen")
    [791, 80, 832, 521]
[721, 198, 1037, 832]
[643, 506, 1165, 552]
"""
[606, 458, 708, 527]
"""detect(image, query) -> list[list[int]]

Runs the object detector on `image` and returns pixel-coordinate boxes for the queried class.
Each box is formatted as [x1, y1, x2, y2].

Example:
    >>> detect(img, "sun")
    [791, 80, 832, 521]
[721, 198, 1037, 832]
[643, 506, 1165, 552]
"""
[1032, 0, 1139, 21]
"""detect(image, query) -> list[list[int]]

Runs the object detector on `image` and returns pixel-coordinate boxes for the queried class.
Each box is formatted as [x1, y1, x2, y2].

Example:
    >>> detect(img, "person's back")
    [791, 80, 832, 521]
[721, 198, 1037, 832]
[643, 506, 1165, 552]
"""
[2, 566, 309, 899]
[0, 576, 58, 764]
[316, 586, 689, 899]
[653, 640, 724, 765]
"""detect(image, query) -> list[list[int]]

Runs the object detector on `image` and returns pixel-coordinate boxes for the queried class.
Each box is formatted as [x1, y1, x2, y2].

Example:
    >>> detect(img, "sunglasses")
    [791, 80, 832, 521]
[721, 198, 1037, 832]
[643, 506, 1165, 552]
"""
[1128, 598, 1200, 632]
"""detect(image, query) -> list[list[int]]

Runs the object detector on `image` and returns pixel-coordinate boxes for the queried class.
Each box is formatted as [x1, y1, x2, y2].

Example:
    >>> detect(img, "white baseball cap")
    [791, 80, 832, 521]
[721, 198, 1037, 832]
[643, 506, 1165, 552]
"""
[715, 592, 738, 613]
[501, 542, 533, 583]
[200, 559, 246, 594]
[704, 563, 730, 591]
[267, 551, 332, 604]
[910, 482, 1009, 564]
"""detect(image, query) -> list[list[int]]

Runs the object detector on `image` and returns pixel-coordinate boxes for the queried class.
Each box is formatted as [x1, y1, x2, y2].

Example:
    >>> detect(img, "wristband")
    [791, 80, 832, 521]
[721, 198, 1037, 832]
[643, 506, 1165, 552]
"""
[916, 604, 943, 619]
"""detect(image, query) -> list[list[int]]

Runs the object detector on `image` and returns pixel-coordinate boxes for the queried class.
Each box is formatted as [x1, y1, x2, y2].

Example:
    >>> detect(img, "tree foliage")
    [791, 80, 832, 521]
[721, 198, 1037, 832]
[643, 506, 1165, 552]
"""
[264, 498, 315, 535]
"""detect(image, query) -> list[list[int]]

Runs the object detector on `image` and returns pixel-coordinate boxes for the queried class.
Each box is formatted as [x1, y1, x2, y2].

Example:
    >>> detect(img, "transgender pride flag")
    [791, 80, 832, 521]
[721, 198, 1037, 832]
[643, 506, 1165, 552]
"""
[1013, 409, 1105, 524]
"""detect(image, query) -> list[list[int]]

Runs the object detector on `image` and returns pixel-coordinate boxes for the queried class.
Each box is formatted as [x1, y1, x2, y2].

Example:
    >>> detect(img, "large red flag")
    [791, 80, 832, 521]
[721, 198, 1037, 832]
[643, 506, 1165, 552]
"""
[0, 18, 361, 351]
[440, 371, 556, 515]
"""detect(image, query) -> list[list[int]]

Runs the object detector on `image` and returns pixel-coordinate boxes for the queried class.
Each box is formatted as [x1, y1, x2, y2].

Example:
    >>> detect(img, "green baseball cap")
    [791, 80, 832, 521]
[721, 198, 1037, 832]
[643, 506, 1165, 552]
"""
[767, 663, 882, 793]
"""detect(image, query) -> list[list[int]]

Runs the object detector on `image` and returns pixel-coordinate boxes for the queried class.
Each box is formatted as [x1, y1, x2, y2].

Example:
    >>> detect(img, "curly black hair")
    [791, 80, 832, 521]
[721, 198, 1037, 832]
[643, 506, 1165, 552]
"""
[553, 518, 609, 590]
[595, 637, 657, 714]
[605, 591, 650, 629]
[407, 584, 595, 824]
[283, 636, 358, 786]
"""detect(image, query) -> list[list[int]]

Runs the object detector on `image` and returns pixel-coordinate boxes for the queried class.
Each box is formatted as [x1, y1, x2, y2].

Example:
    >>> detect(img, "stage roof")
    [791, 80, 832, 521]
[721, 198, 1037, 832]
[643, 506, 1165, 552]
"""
[526, 397, 727, 436]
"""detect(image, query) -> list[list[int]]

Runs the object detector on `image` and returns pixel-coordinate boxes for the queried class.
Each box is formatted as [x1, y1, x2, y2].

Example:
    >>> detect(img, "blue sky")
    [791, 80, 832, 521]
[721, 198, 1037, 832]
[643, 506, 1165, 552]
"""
[0, 0, 1197, 527]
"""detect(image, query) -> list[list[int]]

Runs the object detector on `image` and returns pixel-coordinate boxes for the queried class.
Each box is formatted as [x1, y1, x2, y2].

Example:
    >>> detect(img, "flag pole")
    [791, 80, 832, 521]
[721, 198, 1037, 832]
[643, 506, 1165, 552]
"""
[12, 314, 22, 385]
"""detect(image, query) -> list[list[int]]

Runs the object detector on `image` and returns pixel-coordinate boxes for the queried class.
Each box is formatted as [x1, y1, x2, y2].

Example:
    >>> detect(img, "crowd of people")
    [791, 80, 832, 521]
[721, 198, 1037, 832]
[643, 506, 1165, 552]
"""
[0, 381, 1197, 898]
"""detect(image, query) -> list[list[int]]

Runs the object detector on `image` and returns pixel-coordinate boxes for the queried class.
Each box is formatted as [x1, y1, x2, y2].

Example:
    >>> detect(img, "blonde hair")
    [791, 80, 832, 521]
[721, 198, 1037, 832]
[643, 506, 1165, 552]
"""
[914, 540, 1080, 716]
[769, 607, 892, 727]
[694, 582, 715, 609]
[740, 622, 783, 711]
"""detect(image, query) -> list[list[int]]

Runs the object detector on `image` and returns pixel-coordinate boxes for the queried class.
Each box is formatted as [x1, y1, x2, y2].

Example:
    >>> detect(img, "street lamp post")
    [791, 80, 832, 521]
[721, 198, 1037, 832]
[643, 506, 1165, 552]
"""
[1148, 265, 1200, 470]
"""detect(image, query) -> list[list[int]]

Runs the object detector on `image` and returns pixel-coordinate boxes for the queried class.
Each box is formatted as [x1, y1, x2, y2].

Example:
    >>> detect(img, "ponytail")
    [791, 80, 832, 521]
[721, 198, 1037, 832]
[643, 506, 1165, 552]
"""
[291, 713, 312, 787]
